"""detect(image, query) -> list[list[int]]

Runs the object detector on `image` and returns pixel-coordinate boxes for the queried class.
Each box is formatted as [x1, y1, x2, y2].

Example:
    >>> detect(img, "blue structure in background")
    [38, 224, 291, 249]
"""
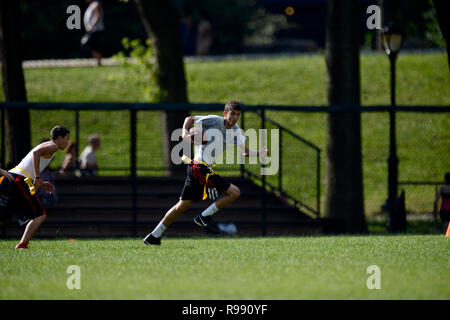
[258, 0, 378, 48]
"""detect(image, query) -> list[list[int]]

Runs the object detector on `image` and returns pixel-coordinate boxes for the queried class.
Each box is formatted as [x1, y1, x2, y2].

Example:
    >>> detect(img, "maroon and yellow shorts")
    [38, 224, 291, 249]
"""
[0, 174, 46, 225]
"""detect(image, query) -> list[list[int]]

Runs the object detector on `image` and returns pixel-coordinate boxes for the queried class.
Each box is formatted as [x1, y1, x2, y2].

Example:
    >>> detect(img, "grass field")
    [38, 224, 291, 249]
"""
[0, 236, 448, 300]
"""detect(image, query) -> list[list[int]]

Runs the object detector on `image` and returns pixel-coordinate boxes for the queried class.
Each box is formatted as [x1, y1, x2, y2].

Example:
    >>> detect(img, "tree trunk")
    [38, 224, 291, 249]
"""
[0, 0, 30, 169]
[432, 0, 450, 69]
[135, 0, 189, 176]
[324, 0, 367, 233]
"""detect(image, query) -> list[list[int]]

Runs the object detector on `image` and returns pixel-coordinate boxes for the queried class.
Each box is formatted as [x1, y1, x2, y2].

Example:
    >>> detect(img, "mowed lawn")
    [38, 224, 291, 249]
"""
[0, 236, 448, 300]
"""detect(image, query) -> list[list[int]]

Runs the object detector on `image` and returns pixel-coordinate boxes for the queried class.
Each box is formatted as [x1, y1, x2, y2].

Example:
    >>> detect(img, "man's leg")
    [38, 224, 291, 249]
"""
[16, 215, 46, 248]
[201, 184, 241, 217]
[143, 200, 192, 245]
[161, 199, 192, 227]
[214, 184, 240, 210]
[92, 50, 102, 66]
[194, 184, 240, 233]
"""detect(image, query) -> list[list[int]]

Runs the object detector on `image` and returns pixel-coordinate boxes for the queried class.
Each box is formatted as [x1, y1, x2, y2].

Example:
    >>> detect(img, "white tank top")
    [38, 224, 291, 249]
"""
[9, 146, 55, 179]
[84, 1, 105, 32]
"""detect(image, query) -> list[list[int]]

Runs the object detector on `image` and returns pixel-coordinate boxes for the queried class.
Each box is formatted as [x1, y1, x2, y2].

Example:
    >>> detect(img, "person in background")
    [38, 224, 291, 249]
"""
[81, 0, 105, 66]
[433, 172, 450, 234]
[196, 9, 212, 56]
[180, 5, 196, 56]
[59, 142, 79, 176]
[79, 134, 101, 176]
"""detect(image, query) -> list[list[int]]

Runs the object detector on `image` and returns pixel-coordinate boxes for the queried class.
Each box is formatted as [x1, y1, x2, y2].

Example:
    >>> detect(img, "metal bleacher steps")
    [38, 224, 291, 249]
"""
[1, 176, 327, 238]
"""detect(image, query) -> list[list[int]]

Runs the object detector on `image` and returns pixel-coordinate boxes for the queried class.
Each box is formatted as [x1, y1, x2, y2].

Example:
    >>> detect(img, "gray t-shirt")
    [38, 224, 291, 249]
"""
[194, 115, 246, 165]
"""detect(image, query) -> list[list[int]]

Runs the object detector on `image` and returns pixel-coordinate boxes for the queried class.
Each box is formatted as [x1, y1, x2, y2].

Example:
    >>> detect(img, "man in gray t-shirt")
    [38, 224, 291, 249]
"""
[143, 100, 268, 245]
[192, 114, 246, 166]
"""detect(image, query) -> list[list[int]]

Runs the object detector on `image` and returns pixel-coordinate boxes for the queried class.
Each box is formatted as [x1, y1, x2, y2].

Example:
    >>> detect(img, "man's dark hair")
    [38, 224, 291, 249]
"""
[445, 172, 450, 185]
[224, 100, 242, 112]
[50, 126, 70, 140]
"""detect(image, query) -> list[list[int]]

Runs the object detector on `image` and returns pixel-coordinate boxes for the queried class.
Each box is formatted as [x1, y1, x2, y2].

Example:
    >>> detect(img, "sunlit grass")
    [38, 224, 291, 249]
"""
[0, 236, 448, 299]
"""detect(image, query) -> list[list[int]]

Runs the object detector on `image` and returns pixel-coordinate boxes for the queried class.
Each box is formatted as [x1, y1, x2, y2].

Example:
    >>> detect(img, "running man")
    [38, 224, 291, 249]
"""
[143, 100, 268, 245]
[0, 126, 70, 249]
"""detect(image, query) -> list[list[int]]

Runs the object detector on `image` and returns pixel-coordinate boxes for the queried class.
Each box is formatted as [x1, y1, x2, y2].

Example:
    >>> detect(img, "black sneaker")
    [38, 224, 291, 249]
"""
[143, 233, 161, 246]
[194, 214, 221, 234]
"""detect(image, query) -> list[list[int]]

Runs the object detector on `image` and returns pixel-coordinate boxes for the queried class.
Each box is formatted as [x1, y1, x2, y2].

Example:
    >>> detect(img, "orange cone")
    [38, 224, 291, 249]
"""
[446, 224, 450, 237]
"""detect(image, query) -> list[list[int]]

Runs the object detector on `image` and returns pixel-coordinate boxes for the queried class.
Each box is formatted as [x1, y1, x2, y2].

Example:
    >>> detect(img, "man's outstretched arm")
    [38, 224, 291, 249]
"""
[239, 144, 269, 158]
[32, 142, 57, 193]
[181, 116, 195, 141]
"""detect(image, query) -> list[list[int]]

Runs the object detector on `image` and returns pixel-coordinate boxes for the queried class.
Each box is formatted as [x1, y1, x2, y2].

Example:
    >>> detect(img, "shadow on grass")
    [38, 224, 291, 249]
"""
[367, 219, 444, 235]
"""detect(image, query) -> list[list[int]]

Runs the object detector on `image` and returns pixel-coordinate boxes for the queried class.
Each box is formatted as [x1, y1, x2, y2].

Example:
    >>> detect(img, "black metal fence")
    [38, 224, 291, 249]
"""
[1, 102, 449, 217]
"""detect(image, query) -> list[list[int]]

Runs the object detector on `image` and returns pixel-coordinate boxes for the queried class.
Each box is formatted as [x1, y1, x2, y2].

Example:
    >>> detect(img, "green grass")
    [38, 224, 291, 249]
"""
[0, 236, 448, 299]
[1, 52, 449, 215]
[14, 52, 449, 105]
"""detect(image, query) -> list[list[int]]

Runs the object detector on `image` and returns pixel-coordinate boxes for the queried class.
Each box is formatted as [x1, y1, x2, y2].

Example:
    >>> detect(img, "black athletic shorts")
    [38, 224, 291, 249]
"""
[0, 173, 46, 225]
[82, 31, 105, 52]
[180, 162, 231, 202]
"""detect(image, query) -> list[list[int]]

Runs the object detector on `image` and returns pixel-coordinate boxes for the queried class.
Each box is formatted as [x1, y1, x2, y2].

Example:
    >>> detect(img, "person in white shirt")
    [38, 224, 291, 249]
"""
[81, 0, 105, 66]
[0, 126, 70, 249]
[79, 133, 101, 176]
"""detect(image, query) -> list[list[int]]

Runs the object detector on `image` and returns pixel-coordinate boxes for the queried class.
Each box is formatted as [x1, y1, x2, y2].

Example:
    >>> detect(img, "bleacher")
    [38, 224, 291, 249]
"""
[1, 175, 325, 238]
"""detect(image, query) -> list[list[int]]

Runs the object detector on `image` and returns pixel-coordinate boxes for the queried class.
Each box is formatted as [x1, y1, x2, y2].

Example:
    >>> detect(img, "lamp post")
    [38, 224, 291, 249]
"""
[382, 25, 403, 231]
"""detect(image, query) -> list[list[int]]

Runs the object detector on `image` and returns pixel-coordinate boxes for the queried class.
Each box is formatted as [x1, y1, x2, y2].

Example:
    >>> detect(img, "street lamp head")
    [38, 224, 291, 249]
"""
[382, 25, 403, 56]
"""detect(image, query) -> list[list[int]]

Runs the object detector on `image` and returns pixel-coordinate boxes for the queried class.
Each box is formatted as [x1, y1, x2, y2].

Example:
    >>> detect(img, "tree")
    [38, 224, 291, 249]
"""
[324, 0, 367, 233]
[432, 0, 450, 69]
[135, 0, 189, 176]
[0, 0, 31, 168]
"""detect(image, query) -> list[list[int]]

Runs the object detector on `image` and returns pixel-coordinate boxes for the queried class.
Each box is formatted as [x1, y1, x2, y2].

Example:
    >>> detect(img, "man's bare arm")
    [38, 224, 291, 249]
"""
[32, 142, 58, 192]
[0, 168, 13, 182]
[239, 144, 269, 157]
[181, 116, 196, 141]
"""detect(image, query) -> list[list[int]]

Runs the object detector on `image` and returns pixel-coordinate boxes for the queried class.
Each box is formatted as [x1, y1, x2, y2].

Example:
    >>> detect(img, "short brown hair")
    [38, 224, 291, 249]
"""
[88, 133, 101, 144]
[224, 100, 242, 112]
[50, 126, 70, 140]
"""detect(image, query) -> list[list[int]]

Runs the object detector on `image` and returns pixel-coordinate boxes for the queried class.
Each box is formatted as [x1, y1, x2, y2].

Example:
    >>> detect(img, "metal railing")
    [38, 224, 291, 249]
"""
[240, 109, 321, 218]
[1, 102, 449, 222]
